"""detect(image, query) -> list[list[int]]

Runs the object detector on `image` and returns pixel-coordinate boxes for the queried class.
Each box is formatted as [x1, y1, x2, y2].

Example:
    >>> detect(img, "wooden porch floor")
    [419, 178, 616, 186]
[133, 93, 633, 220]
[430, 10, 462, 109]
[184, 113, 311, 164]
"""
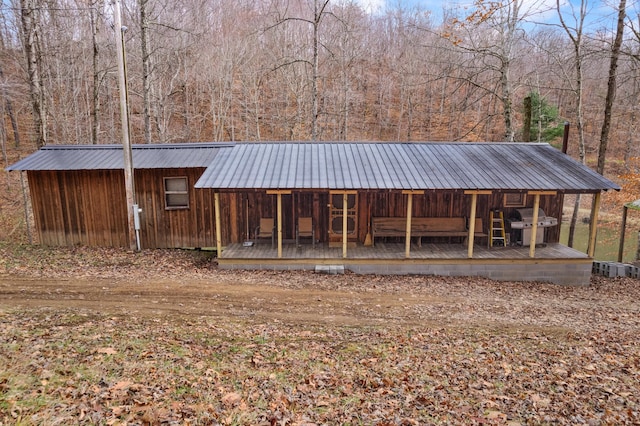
[220, 241, 589, 261]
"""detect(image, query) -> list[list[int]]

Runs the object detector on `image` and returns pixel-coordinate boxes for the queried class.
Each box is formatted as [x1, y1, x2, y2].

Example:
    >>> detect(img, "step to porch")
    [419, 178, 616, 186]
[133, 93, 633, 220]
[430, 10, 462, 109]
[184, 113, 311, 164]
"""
[315, 265, 345, 275]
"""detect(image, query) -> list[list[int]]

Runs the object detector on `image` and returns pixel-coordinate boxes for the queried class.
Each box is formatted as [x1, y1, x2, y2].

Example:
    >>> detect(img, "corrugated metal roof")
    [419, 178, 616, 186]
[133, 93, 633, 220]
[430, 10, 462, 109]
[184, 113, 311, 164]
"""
[6, 142, 235, 171]
[194, 142, 619, 192]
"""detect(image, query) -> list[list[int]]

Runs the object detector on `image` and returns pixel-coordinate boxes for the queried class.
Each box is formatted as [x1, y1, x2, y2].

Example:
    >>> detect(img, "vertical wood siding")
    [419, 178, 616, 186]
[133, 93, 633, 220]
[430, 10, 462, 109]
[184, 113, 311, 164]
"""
[28, 170, 128, 247]
[223, 190, 564, 245]
[27, 169, 566, 249]
[136, 168, 219, 249]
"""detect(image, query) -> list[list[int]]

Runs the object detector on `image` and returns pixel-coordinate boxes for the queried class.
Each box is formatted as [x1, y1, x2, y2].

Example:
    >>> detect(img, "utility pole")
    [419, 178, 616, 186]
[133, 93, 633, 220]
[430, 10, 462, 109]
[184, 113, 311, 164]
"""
[113, 0, 139, 250]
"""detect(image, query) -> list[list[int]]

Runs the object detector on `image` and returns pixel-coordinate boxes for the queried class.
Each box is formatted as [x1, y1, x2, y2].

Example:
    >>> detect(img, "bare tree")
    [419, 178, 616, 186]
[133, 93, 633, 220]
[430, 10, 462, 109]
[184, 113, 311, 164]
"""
[139, 0, 153, 143]
[19, 0, 47, 148]
[596, 0, 626, 175]
[89, 0, 102, 144]
[557, 0, 588, 247]
[265, 0, 331, 141]
[443, 0, 530, 142]
[0, 32, 21, 148]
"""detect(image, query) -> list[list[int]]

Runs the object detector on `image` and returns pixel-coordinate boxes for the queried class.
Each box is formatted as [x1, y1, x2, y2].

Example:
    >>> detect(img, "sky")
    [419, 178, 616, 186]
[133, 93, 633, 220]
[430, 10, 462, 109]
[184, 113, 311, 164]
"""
[352, 0, 622, 30]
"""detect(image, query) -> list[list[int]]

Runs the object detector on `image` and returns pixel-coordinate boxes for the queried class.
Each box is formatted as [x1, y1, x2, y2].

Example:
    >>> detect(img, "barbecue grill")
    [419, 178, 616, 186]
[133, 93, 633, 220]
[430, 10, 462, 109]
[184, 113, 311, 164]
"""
[508, 208, 558, 246]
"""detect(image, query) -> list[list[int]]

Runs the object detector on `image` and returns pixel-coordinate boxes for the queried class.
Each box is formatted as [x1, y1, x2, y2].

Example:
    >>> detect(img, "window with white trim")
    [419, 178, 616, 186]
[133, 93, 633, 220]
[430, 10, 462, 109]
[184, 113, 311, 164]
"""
[164, 177, 189, 209]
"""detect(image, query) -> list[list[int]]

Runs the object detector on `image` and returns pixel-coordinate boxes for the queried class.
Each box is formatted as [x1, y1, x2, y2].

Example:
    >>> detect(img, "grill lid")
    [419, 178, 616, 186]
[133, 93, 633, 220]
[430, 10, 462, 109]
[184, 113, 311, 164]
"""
[510, 208, 558, 229]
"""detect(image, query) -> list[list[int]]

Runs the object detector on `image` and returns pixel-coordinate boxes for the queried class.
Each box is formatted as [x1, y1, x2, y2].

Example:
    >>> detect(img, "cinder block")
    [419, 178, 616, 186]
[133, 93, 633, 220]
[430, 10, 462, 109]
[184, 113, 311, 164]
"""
[315, 265, 345, 275]
[625, 265, 640, 279]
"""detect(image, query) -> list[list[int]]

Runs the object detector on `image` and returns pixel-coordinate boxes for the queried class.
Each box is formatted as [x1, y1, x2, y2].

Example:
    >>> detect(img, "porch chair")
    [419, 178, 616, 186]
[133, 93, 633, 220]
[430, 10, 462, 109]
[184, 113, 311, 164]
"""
[255, 218, 275, 248]
[296, 217, 315, 248]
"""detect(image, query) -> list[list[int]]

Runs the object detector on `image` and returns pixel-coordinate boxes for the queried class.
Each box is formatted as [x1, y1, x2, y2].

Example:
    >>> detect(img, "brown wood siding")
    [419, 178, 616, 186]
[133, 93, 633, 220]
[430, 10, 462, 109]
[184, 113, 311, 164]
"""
[135, 168, 219, 249]
[223, 190, 564, 246]
[27, 170, 128, 247]
[28, 169, 566, 249]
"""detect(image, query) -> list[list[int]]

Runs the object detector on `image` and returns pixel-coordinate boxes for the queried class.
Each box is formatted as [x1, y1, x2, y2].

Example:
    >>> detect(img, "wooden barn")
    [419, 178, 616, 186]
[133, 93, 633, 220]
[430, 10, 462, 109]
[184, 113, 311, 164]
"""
[8, 141, 619, 285]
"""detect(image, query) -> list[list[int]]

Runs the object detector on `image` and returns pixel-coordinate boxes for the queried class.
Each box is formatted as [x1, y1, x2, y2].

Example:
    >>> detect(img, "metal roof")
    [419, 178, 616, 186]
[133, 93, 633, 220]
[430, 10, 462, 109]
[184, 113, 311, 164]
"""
[6, 142, 235, 171]
[194, 142, 619, 192]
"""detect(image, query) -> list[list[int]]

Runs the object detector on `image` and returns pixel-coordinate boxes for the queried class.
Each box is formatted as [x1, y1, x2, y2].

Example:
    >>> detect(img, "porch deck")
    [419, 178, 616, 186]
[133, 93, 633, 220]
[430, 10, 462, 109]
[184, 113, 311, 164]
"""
[218, 242, 592, 285]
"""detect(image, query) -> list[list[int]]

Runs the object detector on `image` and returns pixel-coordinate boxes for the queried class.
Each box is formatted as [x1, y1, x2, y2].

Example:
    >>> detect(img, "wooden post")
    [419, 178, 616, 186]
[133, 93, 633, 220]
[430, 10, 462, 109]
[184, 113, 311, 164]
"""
[343, 192, 348, 259]
[114, 0, 137, 250]
[464, 190, 491, 259]
[618, 205, 628, 262]
[277, 193, 283, 258]
[266, 190, 291, 258]
[529, 194, 541, 258]
[467, 193, 477, 258]
[405, 192, 413, 259]
[587, 192, 602, 258]
[214, 192, 222, 256]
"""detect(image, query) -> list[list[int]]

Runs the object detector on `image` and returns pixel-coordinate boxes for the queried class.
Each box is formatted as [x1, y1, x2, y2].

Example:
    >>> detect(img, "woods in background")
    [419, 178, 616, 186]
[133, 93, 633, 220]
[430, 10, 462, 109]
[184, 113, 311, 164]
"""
[0, 0, 639, 176]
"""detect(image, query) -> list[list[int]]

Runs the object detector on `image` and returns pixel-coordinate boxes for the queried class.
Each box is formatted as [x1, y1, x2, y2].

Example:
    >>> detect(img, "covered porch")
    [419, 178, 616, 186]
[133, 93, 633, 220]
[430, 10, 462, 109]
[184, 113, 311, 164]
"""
[218, 241, 593, 285]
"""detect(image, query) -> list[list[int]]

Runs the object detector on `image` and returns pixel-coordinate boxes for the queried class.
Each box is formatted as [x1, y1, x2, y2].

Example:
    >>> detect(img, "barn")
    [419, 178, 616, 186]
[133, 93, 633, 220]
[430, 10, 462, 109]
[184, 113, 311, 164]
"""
[8, 141, 619, 285]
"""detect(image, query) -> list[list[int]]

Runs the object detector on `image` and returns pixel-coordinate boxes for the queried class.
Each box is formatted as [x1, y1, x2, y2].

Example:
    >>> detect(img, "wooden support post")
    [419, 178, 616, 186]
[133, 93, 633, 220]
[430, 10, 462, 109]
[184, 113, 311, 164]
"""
[463, 190, 491, 259]
[587, 192, 602, 258]
[343, 192, 348, 259]
[266, 190, 291, 258]
[529, 194, 541, 258]
[405, 193, 413, 259]
[618, 205, 628, 262]
[277, 193, 283, 258]
[214, 192, 222, 257]
[467, 193, 478, 258]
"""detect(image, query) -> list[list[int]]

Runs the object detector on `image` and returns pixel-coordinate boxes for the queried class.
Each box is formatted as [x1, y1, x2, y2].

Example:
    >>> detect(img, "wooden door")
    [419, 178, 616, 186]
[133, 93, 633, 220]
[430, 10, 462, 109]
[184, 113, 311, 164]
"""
[328, 192, 358, 244]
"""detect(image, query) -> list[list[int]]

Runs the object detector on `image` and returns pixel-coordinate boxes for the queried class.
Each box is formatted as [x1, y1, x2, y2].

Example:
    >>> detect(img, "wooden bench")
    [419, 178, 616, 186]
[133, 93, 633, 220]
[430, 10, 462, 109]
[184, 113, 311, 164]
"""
[372, 217, 486, 245]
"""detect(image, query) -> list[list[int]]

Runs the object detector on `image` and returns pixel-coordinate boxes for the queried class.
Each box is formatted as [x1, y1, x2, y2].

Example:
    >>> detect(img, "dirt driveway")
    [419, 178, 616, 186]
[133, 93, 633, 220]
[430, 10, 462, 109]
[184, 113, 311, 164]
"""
[1, 266, 639, 334]
[1, 243, 639, 352]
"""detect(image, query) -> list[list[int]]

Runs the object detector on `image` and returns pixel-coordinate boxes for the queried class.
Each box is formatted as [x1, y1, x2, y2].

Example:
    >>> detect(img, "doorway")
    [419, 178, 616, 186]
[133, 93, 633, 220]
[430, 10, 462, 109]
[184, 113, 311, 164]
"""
[328, 192, 358, 245]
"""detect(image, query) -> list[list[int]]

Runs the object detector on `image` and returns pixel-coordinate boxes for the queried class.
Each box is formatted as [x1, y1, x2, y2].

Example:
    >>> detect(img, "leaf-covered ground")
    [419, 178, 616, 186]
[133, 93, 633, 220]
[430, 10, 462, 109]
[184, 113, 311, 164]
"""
[0, 245, 639, 425]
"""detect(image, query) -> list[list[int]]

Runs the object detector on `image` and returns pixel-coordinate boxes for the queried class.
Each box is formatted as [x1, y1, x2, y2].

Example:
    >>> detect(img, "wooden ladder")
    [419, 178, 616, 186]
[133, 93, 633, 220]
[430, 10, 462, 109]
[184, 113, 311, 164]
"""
[490, 210, 507, 247]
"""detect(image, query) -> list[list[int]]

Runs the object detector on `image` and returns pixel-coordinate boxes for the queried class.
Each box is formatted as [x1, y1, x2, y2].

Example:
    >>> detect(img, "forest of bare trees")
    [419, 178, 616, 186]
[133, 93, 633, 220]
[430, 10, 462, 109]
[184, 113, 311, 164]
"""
[0, 0, 639, 176]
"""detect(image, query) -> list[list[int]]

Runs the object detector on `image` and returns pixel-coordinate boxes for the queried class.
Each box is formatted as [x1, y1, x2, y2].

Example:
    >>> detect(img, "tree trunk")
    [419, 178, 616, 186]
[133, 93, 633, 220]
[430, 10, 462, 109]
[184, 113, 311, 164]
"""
[90, 0, 100, 145]
[596, 0, 626, 175]
[140, 0, 153, 144]
[557, 0, 588, 248]
[20, 0, 47, 148]
[522, 96, 531, 142]
[0, 64, 20, 149]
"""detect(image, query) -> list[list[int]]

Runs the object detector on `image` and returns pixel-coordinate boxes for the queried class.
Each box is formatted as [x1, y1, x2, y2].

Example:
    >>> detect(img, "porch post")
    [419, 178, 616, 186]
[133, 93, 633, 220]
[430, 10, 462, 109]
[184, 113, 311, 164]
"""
[529, 194, 541, 258]
[617, 205, 628, 262]
[266, 190, 291, 258]
[467, 193, 477, 258]
[214, 192, 222, 256]
[405, 192, 413, 259]
[343, 192, 348, 259]
[277, 193, 283, 258]
[463, 190, 492, 258]
[587, 191, 602, 258]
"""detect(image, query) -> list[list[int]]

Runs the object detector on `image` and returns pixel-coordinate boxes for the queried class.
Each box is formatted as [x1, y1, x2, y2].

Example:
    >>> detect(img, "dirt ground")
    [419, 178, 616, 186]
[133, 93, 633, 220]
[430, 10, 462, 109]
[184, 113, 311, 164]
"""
[1, 244, 639, 332]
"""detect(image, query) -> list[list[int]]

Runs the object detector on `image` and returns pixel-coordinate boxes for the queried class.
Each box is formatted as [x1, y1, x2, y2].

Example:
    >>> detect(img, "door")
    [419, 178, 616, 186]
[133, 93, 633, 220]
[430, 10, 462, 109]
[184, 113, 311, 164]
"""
[328, 192, 357, 244]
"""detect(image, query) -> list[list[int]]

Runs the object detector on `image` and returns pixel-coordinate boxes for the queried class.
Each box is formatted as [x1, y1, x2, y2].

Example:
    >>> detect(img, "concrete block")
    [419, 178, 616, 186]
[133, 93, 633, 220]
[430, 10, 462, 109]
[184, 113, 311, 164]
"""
[315, 265, 345, 275]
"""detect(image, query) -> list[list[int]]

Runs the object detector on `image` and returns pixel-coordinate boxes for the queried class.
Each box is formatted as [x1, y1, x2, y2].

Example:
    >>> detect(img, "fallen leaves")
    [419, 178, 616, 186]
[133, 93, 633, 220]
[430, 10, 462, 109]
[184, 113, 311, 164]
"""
[1, 308, 638, 425]
[0, 246, 639, 424]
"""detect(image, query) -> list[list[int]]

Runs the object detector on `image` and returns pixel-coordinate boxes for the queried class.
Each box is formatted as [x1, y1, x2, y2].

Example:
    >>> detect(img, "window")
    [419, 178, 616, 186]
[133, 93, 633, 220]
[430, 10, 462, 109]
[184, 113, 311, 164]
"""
[504, 193, 527, 208]
[164, 177, 189, 209]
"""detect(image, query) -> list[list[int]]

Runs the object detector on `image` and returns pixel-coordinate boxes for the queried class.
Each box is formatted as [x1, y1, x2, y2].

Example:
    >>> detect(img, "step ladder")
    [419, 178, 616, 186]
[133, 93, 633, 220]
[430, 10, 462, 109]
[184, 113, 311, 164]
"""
[490, 210, 507, 247]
